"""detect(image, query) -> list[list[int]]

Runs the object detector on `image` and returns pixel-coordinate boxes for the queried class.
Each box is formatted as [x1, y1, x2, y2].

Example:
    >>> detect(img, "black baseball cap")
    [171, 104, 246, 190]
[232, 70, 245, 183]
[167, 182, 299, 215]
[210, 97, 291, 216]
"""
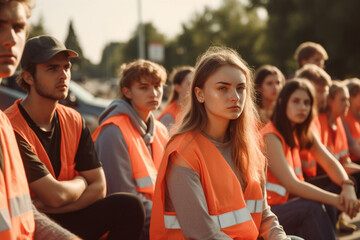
[21, 35, 78, 69]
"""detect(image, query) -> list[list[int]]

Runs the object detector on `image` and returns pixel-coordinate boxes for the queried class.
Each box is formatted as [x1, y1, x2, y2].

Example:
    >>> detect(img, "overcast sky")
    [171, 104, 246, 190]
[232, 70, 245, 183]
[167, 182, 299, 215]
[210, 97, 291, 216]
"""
[29, 0, 223, 64]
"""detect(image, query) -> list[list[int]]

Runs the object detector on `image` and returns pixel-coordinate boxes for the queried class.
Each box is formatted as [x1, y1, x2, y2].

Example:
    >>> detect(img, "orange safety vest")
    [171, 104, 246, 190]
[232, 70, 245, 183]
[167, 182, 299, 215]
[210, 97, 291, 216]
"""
[261, 122, 304, 206]
[5, 100, 82, 181]
[318, 113, 349, 162]
[150, 132, 264, 240]
[343, 110, 360, 161]
[157, 101, 179, 123]
[300, 116, 321, 178]
[0, 110, 34, 239]
[92, 114, 168, 200]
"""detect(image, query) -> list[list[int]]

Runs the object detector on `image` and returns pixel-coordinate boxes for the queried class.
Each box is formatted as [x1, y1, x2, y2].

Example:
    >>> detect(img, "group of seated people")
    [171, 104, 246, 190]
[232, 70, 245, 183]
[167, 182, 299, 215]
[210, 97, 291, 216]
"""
[2, 2, 360, 238]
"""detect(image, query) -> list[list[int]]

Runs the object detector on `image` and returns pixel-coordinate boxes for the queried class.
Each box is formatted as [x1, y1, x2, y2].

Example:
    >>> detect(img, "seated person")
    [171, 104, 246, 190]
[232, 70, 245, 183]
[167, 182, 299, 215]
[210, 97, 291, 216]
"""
[262, 79, 360, 240]
[92, 59, 168, 239]
[6, 35, 145, 240]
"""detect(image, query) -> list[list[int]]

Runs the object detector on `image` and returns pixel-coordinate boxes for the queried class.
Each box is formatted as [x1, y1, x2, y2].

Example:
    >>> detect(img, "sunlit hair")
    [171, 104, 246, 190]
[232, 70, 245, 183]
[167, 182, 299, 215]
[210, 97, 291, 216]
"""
[295, 63, 332, 87]
[0, 0, 33, 37]
[167, 66, 194, 104]
[294, 41, 328, 67]
[272, 79, 317, 149]
[326, 80, 348, 112]
[118, 59, 167, 103]
[0, 0, 34, 18]
[254, 64, 285, 108]
[344, 78, 360, 97]
[172, 46, 264, 184]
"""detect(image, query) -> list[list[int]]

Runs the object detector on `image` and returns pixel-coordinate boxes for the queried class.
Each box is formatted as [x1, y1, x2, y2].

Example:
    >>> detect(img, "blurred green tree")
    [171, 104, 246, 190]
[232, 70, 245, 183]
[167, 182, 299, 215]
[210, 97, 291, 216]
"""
[28, 15, 47, 39]
[98, 42, 126, 78]
[64, 20, 87, 80]
[95, 0, 266, 79]
[249, 0, 360, 78]
[165, 0, 266, 72]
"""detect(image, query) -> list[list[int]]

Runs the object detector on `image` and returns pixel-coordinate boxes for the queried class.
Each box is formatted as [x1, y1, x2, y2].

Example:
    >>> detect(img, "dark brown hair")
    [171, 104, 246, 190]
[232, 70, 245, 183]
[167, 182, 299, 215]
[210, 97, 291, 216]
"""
[345, 78, 360, 97]
[295, 64, 332, 87]
[294, 42, 328, 67]
[254, 65, 285, 108]
[167, 66, 194, 103]
[271, 78, 316, 149]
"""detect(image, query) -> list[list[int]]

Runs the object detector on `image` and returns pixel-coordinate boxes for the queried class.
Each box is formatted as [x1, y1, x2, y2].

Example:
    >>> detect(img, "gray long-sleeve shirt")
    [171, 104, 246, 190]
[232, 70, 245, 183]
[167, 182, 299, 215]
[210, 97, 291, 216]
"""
[94, 99, 160, 238]
[164, 133, 289, 240]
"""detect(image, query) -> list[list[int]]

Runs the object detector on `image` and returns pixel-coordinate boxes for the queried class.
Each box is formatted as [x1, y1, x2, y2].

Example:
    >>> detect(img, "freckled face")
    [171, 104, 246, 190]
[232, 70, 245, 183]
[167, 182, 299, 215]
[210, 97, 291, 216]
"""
[195, 65, 247, 124]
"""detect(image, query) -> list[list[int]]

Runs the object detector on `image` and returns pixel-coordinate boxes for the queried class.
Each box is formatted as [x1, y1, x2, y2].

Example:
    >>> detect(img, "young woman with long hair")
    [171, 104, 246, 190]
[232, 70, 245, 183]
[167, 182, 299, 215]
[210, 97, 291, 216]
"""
[150, 47, 289, 239]
[158, 66, 194, 132]
[254, 65, 285, 125]
[262, 79, 360, 240]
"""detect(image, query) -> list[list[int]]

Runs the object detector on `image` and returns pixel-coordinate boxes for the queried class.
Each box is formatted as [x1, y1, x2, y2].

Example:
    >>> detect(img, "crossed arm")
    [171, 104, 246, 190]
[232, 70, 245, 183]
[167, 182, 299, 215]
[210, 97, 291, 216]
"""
[31, 167, 106, 214]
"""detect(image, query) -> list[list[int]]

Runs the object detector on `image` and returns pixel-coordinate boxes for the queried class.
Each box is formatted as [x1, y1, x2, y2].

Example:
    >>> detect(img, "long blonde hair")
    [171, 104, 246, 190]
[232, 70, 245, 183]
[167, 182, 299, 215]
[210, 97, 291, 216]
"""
[172, 46, 264, 184]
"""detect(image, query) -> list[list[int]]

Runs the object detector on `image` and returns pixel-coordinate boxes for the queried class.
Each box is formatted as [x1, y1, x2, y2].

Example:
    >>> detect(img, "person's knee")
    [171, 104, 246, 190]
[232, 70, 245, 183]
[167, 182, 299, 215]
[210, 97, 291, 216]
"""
[107, 193, 145, 220]
[305, 200, 325, 214]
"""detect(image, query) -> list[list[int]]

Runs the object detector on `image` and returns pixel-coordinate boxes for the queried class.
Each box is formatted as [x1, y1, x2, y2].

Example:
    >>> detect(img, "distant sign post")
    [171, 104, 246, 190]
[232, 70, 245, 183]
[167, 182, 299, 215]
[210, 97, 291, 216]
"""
[148, 42, 164, 63]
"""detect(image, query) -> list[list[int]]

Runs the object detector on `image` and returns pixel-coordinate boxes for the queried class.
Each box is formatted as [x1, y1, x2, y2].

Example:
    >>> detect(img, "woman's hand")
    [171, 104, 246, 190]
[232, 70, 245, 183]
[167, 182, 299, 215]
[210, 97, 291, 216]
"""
[339, 184, 359, 218]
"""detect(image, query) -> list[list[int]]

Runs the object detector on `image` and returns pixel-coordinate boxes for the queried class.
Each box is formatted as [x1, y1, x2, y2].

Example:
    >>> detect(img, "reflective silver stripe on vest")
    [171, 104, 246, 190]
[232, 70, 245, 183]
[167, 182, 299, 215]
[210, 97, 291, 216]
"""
[328, 148, 348, 160]
[10, 193, 32, 218]
[266, 182, 287, 196]
[332, 151, 348, 160]
[164, 208, 252, 229]
[246, 199, 263, 213]
[339, 150, 348, 158]
[294, 167, 302, 175]
[301, 160, 316, 168]
[135, 173, 157, 189]
[164, 215, 181, 229]
[0, 208, 11, 232]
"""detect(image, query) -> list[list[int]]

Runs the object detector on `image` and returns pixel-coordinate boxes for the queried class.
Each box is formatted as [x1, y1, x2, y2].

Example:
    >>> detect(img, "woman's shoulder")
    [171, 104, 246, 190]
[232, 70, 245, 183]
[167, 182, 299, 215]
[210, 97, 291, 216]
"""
[260, 121, 278, 136]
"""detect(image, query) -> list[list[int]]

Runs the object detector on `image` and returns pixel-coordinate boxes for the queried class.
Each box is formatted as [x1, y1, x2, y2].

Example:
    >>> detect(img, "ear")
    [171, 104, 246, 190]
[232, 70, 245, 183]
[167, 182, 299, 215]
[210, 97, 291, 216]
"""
[122, 87, 132, 100]
[174, 83, 181, 94]
[194, 87, 204, 103]
[22, 71, 35, 86]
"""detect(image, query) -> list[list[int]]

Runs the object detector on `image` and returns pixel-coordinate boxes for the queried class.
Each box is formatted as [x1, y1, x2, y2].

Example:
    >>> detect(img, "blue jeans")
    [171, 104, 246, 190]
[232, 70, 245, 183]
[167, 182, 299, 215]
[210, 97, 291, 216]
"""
[271, 198, 336, 240]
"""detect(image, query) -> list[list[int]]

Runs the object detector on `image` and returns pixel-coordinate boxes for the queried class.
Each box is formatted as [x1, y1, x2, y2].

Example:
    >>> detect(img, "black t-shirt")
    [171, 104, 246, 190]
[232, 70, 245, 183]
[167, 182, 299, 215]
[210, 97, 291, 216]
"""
[15, 103, 101, 183]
